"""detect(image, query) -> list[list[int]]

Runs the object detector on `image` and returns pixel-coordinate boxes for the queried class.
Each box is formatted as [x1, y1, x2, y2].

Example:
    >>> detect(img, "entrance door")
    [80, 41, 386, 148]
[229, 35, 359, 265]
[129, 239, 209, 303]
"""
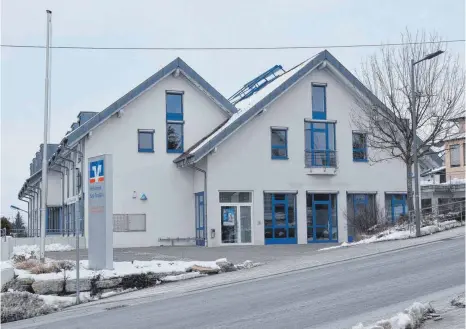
[307, 193, 338, 243]
[391, 194, 406, 223]
[264, 193, 297, 245]
[195, 192, 205, 246]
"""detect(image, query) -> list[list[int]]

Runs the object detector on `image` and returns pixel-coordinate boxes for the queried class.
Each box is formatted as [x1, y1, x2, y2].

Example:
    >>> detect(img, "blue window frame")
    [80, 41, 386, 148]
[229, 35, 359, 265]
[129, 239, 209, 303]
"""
[166, 92, 184, 153]
[312, 85, 326, 120]
[389, 194, 406, 223]
[195, 192, 205, 246]
[271, 128, 288, 159]
[264, 193, 297, 245]
[305, 121, 336, 167]
[347, 194, 376, 242]
[352, 131, 368, 162]
[138, 129, 154, 153]
[306, 193, 338, 243]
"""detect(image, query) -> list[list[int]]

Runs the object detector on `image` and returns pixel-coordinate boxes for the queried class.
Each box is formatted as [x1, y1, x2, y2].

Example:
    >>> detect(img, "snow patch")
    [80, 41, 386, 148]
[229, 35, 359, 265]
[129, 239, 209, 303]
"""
[319, 220, 463, 251]
[14, 259, 221, 281]
[352, 302, 431, 329]
[161, 272, 204, 282]
[11, 244, 74, 260]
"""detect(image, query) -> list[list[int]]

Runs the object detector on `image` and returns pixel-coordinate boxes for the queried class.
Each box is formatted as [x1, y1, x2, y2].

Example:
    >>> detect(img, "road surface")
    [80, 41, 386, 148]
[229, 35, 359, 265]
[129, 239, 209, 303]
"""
[6, 236, 465, 329]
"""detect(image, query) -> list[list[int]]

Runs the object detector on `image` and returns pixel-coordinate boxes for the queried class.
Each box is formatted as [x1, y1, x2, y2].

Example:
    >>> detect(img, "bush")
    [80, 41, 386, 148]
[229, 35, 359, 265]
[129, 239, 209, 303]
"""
[1, 291, 54, 323]
[15, 259, 40, 270]
[120, 273, 157, 290]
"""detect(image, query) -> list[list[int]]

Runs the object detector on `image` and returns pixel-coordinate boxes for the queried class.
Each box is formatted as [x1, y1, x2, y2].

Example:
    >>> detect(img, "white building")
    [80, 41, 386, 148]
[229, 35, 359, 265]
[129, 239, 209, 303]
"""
[18, 51, 442, 247]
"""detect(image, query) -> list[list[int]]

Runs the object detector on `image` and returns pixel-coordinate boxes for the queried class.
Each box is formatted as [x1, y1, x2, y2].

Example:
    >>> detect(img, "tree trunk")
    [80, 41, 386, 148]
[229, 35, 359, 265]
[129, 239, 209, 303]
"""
[406, 158, 414, 215]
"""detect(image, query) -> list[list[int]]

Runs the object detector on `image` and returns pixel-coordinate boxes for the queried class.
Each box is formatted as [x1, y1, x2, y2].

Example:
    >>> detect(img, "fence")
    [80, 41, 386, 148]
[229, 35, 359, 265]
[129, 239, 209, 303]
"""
[408, 200, 465, 233]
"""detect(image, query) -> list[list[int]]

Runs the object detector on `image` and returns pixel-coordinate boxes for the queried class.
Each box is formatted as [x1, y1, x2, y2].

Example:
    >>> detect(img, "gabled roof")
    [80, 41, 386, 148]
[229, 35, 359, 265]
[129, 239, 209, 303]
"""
[175, 50, 442, 167]
[65, 57, 237, 147]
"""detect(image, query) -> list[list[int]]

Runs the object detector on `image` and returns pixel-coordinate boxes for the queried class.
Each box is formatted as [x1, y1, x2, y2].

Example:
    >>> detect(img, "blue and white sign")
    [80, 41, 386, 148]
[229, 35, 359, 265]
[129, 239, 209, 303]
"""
[222, 207, 235, 226]
[89, 159, 104, 184]
[88, 154, 113, 270]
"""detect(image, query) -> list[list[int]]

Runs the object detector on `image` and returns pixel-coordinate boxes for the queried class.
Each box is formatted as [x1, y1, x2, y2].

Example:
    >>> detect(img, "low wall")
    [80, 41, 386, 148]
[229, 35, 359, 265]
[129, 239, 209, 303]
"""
[1, 267, 14, 288]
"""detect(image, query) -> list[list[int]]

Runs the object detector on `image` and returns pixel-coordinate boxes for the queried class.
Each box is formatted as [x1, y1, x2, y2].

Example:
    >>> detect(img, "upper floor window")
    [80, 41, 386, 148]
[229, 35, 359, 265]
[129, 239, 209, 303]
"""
[271, 128, 288, 160]
[166, 92, 184, 153]
[138, 129, 154, 153]
[166, 92, 183, 120]
[312, 84, 326, 120]
[305, 121, 336, 167]
[450, 144, 460, 167]
[352, 132, 368, 162]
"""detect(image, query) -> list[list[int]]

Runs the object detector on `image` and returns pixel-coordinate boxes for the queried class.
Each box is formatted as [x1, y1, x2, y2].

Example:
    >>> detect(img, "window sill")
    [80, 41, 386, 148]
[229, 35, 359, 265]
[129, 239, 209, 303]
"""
[353, 159, 368, 163]
[167, 149, 184, 154]
[138, 149, 154, 153]
[272, 156, 288, 160]
[306, 167, 337, 175]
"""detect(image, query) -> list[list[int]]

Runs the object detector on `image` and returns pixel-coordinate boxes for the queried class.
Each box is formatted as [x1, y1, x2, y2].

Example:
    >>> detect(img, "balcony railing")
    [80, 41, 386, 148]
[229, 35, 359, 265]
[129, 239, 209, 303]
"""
[305, 150, 337, 168]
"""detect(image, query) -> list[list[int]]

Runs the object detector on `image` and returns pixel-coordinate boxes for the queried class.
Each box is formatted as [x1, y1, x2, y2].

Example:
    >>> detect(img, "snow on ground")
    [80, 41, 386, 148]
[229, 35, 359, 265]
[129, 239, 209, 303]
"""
[319, 220, 462, 251]
[161, 272, 204, 282]
[12, 244, 74, 259]
[38, 292, 92, 308]
[352, 302, 431, 329]
[14, 259, 221, 281]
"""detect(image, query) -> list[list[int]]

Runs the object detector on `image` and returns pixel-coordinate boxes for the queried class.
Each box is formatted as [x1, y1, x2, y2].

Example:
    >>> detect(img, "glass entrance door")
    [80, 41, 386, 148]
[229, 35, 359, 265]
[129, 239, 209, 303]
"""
[307, 193, 338, 243]
[195, 192, 205, 246]
[264, 193, 297, 245]
[221, 205, 252, 243]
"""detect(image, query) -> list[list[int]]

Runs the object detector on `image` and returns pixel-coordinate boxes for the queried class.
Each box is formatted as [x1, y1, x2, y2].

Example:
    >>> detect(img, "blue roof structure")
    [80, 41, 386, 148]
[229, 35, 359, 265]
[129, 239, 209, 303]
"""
[65, 57, 237, 147]
[175, 50, 442, 167]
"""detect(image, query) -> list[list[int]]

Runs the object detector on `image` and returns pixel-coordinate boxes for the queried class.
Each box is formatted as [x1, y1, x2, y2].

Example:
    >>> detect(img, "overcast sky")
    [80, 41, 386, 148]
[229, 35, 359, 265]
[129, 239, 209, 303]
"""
[1, 0, 464, 219]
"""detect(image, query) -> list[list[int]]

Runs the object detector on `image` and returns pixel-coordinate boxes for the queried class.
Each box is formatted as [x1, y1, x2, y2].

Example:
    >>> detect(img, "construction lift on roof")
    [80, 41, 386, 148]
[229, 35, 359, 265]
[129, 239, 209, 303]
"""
[229, 64, 285, 105]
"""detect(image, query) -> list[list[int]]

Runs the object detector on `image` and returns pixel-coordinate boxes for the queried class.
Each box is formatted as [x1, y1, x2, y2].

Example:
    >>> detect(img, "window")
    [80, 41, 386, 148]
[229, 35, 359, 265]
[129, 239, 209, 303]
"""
[312, 85, 326, 120]
[166, 92, 184, 153]
[346, 194, 376, 242]
[450, 144, 460, 167]
[219, 192, 252, 244]
[305, 122, 336, 167]
[271, 128, 288, 159]
[352, 132, 368, 161]
[138, 130, 154, 153]
[264, 193, 297, 244]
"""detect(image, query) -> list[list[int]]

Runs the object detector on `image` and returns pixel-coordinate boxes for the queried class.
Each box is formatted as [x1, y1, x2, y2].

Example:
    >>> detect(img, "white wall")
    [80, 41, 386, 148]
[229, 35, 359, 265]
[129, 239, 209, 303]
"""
[206, 65, 407, 246]
[83, 73, 229, 247]
[47, 171, 63, 206]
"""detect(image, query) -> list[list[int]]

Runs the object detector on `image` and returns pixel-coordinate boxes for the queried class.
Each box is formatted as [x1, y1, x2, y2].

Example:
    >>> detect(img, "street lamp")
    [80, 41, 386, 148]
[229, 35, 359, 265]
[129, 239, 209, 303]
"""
[411, 50, 444, 237]
[10, 205, 28, 214]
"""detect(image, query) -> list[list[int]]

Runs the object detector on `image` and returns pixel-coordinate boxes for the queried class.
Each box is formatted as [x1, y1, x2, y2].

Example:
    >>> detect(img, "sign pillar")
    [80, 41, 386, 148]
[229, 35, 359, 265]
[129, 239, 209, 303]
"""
[88, 154, 113, 270]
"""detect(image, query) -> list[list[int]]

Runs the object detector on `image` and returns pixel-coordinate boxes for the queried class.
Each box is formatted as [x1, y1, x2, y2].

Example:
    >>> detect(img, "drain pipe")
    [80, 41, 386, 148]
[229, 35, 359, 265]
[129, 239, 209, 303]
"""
[191, 165, 208, 247]
[23, 189, 36, 236]
[48, 165, 64, 235]
[26, 186, 40, 236]
[56, 154, 75, 236]
[20, 194, 32, 235]
[51, 160, 69, 236]
[19, 196, 30, 234]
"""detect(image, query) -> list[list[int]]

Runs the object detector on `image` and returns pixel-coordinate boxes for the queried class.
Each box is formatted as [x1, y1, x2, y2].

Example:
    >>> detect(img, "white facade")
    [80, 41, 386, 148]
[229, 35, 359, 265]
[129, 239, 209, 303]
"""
[20, 54, 441, 247]
[82, 74, 229, 247]
[205, 65, 406, 246]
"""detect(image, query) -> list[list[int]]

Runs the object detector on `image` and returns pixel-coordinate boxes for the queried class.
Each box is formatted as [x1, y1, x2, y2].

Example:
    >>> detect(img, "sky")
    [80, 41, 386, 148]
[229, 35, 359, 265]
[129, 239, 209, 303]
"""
[1, 0, 464, 219]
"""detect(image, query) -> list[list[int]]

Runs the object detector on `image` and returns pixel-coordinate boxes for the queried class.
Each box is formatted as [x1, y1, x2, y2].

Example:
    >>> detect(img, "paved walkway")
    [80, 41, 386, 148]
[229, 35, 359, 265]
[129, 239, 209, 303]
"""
[46, 243, 338, 264]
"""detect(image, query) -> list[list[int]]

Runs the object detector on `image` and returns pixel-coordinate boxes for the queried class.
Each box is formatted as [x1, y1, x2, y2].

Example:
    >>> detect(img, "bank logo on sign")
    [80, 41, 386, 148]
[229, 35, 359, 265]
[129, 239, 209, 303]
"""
[89, 160, 104, 184]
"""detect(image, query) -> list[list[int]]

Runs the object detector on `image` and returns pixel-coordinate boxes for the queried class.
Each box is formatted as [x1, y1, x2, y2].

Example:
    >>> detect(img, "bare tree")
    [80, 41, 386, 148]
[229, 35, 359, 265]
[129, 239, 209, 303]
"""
[351, 30, 465, 213]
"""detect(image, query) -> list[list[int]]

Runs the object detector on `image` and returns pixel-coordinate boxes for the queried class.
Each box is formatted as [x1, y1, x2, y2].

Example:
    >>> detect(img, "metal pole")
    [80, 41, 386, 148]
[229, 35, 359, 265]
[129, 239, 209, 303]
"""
[411, 59, 422, 237]
[40, 10, 52, 262]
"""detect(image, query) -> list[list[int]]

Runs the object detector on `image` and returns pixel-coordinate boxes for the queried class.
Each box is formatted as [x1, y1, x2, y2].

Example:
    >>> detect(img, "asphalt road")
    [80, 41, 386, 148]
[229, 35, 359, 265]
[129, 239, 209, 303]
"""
[7, 237, 465, 329]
